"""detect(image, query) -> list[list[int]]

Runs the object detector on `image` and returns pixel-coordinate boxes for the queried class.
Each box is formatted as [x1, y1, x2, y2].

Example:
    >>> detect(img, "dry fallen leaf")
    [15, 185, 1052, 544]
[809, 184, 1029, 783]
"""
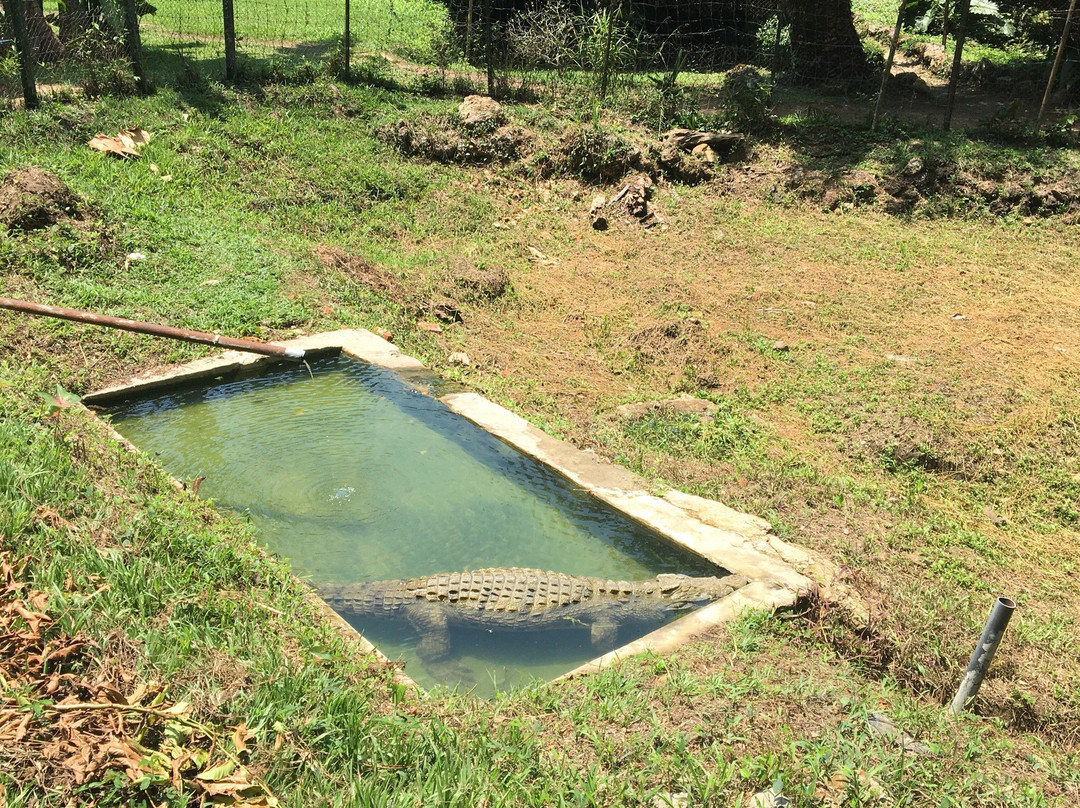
[232, 722, 254, 755]
[125, 127, 151, 145]
[88, 133, 142, 159]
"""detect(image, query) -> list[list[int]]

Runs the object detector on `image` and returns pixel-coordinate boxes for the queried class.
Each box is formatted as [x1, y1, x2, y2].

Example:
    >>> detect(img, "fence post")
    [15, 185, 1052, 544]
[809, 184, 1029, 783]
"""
[872, 0, 906, 130]
[4, 0, 38, 108]
[464, 0, 474, 62]
[942, 0, 971, 130]
[119, 0, 150, 93]
[343, 0, 351, 80]
[483, 0, 494, 95]
[222, 0, 237, 80]
[1036, 0, 1079, 131]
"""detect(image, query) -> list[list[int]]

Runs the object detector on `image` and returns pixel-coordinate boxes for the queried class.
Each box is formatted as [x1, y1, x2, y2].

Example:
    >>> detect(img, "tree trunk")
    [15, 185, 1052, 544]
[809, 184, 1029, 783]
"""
[780, 0, 869, 87]
[25, 0, 63, 62]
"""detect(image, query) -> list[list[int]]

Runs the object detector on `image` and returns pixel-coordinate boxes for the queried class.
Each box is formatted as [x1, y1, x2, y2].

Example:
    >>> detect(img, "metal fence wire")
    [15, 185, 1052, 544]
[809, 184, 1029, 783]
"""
[2, 0, 1079, 132]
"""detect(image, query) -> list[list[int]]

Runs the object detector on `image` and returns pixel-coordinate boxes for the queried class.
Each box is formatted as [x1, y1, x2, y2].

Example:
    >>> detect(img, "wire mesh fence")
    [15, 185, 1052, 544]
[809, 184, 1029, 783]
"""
[2, 0, 1078, 134]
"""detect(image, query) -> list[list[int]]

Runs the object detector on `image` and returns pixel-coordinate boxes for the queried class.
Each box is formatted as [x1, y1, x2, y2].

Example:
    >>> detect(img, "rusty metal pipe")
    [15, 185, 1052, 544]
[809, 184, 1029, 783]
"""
[0, 297, 305, 360]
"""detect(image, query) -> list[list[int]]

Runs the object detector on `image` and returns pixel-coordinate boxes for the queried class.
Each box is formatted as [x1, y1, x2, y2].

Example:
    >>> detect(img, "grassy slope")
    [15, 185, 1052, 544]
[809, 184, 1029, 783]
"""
[1, 77, 1079, 805]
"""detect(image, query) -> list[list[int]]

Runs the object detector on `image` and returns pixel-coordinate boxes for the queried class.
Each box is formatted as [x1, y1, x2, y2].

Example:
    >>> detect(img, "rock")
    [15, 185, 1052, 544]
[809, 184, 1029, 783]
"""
[589, 194, 608, 230]
[458, 95, 505, 129]
[650, 792, 689, 808]
[867, 712, 934, 756]
[772, 340, 789, 352]
[448, 352, 471, 367]
[691, 143, 718, 163]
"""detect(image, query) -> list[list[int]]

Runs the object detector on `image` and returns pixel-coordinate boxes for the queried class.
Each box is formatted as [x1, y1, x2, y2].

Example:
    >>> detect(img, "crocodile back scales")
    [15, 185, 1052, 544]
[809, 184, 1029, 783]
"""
[318, 567, 745, 628]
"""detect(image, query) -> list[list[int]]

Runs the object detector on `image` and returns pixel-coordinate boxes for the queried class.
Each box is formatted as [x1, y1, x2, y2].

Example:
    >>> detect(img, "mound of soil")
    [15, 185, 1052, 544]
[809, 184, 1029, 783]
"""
[624, 319, 726, 388]
[376, 116, 532, 165]
[0, 167, 79, 232]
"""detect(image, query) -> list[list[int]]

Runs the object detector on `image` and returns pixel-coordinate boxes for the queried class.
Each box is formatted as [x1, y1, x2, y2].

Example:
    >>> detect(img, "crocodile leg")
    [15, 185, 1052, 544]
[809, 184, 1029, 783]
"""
[406, 602, 452, 662]
[589, 621, 618, 649]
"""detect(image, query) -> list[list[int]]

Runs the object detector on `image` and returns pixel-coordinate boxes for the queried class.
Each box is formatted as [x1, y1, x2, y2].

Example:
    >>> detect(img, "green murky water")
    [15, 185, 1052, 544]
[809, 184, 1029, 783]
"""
[107, 355, 721, 694]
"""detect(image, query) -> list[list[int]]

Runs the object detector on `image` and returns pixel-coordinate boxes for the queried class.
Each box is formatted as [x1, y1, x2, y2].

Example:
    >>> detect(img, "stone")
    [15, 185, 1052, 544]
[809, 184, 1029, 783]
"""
[867, 712, 934, 756]
[458, 95, 505, 129]
[589, 194, 608, 230]
[772, 340, 789, 352]
[650, 792, 689, 808]
[448, 352, 471, 367]
[691, 142, 718, 163]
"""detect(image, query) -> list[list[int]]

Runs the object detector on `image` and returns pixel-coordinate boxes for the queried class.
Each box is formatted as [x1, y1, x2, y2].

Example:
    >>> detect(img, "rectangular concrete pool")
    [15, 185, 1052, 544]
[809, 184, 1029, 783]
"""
[88, 330, 809, 695]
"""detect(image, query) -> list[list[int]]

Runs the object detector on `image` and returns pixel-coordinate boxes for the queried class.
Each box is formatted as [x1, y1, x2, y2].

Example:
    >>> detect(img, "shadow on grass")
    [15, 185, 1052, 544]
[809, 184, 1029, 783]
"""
[142, 37, 340, 115]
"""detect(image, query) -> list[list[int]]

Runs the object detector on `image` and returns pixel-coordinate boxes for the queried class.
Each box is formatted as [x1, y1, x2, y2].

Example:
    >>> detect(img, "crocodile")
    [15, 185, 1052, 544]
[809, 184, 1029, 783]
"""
[318, 567, 747, 661]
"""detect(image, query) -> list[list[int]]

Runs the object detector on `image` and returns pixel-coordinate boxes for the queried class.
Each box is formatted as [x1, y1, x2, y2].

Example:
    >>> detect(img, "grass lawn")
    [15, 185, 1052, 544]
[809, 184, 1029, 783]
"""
[1, 58, 1079, 806]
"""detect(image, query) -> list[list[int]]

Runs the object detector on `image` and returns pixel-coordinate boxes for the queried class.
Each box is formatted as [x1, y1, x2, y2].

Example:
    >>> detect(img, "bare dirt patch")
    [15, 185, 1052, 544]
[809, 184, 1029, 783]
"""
[313, 244, 411, 306]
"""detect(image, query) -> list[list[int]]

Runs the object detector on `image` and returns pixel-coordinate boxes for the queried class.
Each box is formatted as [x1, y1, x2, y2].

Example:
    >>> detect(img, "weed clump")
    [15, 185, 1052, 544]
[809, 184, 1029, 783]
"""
[551, 127, 640, 183]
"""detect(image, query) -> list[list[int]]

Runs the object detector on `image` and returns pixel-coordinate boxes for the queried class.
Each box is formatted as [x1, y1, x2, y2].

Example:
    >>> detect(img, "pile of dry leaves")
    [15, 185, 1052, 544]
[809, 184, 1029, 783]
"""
[0, 552, 276, 806]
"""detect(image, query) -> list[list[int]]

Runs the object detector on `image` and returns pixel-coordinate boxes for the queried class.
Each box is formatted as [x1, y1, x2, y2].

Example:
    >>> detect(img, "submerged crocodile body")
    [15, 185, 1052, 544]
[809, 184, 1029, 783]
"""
[318, 567, 747, 661]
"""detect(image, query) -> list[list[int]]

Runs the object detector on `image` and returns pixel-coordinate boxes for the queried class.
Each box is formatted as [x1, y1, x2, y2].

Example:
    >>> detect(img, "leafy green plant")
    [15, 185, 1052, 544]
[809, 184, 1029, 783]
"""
[905, 0, 1015, 44]
[715, 64, 773, 130]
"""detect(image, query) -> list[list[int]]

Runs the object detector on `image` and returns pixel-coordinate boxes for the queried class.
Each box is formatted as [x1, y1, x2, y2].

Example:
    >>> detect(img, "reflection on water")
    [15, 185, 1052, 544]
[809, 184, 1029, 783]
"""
[108, 356, 721, 695]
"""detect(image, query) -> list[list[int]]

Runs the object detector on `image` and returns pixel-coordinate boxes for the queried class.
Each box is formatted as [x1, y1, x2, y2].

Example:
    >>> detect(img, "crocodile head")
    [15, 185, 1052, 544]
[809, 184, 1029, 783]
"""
[655, 573, 746, 605]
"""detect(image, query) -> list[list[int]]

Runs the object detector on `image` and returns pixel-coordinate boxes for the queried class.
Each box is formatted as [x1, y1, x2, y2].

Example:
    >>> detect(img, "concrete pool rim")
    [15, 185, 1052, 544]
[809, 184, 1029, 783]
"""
[83, 329, 819, 691]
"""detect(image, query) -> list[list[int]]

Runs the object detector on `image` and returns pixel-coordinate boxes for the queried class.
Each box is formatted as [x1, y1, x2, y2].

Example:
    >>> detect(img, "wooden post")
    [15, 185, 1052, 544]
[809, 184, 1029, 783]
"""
[3, 0, 38, 108]
[464, 0, 474, 62]
[1036, 0, 1079, 131]
[222, 0, 237, 81]
[343, 0, 351, 80]
[942, 0, 950, 51]
[942, 0, 971, 131]
[119, 0, 150, 94]
[484, 0, 494, 95]
[872, 0, 906, 130]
